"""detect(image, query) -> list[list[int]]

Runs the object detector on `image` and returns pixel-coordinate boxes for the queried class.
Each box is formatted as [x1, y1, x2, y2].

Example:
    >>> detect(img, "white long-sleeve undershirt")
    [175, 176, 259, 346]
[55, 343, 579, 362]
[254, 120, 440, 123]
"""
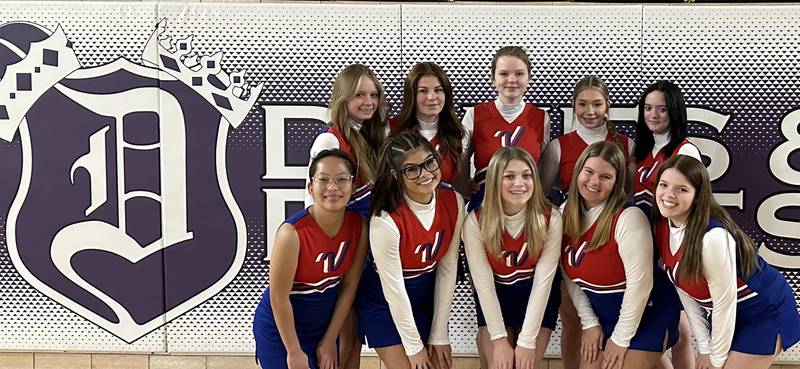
[417, 117, 439, 141]
[413, 116, 471, 157]
[462, 206, 563, 348]
[668, 222, 737, 368]
[562, 203, 654, 348]
[652, 132, 702, 161]
[369, 193, 465, 356]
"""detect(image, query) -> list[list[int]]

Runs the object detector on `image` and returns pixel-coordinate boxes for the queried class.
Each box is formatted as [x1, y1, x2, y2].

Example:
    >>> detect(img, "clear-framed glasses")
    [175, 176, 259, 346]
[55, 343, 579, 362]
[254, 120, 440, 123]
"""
[400, 156, 440, 180]
[312, 175, 354, 189]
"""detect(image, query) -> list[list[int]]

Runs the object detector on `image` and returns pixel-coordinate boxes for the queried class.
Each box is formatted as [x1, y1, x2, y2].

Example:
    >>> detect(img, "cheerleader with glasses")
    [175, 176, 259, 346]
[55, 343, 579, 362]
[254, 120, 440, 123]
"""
[354, 131, 465, 369]
[306, 63, 389, 368]
[253, 150, 368, 369]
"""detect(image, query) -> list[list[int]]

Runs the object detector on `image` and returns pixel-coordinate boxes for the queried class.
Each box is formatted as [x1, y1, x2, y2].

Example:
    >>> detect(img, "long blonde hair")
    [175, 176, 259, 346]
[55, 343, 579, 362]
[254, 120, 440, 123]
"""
[329, 64, 389, 182]
[563, 141, 630, 251]
[480, 147, 551, 260]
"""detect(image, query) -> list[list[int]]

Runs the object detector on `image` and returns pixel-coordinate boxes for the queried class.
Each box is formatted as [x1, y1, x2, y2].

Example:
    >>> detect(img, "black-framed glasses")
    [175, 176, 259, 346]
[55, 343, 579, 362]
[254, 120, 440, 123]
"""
[400, 156, 440, 180]
[312, 175, 354, 188]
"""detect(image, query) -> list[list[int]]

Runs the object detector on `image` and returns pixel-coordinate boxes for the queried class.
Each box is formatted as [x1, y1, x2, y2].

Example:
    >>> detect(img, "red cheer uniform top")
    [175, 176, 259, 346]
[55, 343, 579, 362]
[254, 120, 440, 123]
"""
[285, 208, 364, 295]
[471, 102, 546, 184]
[478, 209, 551, 285]
[557, 131, 630, 191]
[654, 218, 757, 310]
[561, 208, 627, 295]
[389, 188, 459, 279]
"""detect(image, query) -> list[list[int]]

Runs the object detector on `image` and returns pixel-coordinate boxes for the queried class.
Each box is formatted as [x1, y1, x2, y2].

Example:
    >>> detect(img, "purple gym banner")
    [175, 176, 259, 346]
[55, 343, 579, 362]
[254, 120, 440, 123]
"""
[0, 2, 798, 359]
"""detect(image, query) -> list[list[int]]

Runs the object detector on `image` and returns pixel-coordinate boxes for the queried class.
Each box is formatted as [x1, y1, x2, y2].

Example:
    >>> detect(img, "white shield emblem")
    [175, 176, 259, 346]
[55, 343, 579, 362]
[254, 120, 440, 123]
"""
[0, 20, 262, 342]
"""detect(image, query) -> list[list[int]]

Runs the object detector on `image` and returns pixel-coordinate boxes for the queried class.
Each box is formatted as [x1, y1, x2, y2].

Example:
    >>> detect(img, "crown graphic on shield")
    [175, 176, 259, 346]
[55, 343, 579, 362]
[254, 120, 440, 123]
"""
[0, 20, 260, 342]
[0, 24, 81, 141]
[141, 19, 263, 128]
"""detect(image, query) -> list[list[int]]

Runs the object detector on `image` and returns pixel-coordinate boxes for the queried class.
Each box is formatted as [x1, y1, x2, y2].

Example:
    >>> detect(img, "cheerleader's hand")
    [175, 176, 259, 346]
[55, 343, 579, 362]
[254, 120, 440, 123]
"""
[408, 347, 432, 369]
[470, 180, 479, 195]
[601, 340, 626, 369]
[581, 326, 603, 363]
[429, 344, 453, 369]
[455, 178, 478, 197]
[696, 354, 712, 369]
[287, 349, 311, 369]
[452, 177, 476, 199]
[514, 345, 537, 369]
[491, 338, 514, 369]
[315, 336, 337, 369]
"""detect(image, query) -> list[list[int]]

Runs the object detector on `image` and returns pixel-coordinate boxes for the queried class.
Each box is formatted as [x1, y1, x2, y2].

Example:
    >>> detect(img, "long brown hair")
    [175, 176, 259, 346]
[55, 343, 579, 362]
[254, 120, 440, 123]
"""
[393, 62, 464, 176]
[563, 141, 630, 251]
[655, 156, 757, 281]
[329, 64, 389, 183]
[369, 131, 439, 217]
[571, 75, 624, 153]
[480, 147, 551, 260]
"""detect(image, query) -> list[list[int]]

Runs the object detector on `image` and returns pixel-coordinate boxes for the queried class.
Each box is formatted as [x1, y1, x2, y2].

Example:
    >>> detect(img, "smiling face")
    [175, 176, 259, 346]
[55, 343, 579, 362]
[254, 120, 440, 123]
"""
[574, 88, 608, 129]
[492, 55, 530, 105]
[414, 74, 445, 122]
[500, 159, 534, 215]
[643, 90, 671, 135]
[656, 167, 696, 226]
[345, 75, 379, 122]
[399, 147, 441, 204]
[577, 156, 617, 208]
[308, 156, 354, 212]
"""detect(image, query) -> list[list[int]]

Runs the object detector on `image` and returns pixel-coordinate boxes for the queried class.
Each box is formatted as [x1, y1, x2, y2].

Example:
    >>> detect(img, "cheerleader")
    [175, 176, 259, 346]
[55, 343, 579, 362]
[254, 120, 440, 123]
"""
[633, 81, 701, 369]
[538, 75, 632, 369]
[354, 131, 465, 369]
[539, 75, 633, 197]
[654, 156, 800, 369]
[633, 81, 701, 219]
[463, 46, 551, 212]
[307, 63, 389, 217]
[253, 150, 369, 369]
[389, 62, 467, 192]
[561, 141, 680, 369]
[306, 63, 388, 368]
[463, 147, 563, 369]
